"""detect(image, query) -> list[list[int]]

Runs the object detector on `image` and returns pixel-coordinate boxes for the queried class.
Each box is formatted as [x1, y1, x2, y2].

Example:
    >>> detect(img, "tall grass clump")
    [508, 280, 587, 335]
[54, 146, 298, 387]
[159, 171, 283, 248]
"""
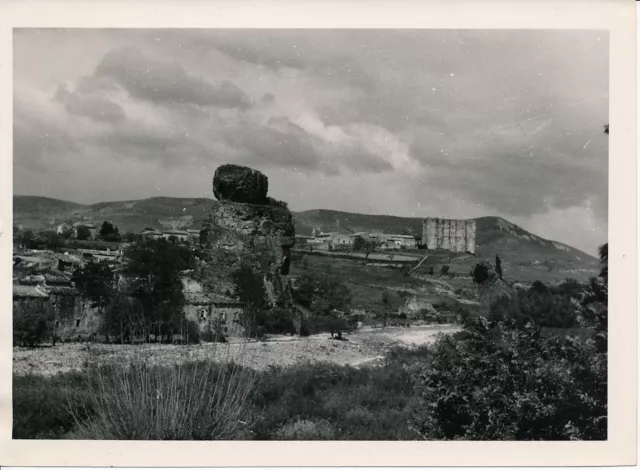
[70, 360, 257, 440]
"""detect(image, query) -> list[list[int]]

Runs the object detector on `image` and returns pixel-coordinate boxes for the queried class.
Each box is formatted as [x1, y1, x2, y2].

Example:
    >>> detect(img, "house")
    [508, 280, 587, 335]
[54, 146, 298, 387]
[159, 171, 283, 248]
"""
[309, 231, 352, 248]
[73, 222, 97, 240]
[162, 230, 190, 243]
[387, 234, 418, 249]
[140, 228, 163, 240]
[183, 292, 245, 338]
[186, 229, 201, 243]
[13, 279, 100, 342]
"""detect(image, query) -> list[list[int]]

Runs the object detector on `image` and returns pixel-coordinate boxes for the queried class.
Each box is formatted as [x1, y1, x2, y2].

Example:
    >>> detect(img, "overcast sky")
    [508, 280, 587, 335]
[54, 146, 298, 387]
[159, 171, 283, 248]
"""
[14, 29, 608, 255]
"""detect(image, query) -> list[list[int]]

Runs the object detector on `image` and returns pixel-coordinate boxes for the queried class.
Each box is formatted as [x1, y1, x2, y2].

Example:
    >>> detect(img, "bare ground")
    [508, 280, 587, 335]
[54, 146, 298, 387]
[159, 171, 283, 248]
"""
[13, 325, 460, 376]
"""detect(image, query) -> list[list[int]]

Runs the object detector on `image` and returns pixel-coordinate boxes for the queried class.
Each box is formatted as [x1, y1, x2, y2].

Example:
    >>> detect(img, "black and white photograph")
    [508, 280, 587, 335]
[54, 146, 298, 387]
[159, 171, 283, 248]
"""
[1, 1, 633, 457]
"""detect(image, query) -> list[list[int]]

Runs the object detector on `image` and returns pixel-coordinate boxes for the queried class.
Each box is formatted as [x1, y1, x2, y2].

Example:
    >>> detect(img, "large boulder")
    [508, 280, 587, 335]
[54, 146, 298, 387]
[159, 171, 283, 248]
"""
[213, 164, 269, 204]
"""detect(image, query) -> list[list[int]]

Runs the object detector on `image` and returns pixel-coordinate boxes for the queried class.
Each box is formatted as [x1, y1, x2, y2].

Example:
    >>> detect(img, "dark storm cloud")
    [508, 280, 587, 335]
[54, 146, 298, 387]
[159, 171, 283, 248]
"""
[95, 47, 252, 109]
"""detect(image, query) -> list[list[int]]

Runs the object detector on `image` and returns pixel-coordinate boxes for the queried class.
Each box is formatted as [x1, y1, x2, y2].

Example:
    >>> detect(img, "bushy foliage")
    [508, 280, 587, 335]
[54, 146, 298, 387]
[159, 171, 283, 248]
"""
[99, 221, 121, 242]
[488, 286, 576, 327]
[411, 316, 607, 440]
[294, 271, 353, 338]
[13, 372, 92, 438]
[76, 225, 92, 241]
[13, 300, 55, 347]
[471, 262, 495, 284]
[251, 362, 420, 440]
[123, 239, 195, 341]
[72, 261, 115, 312]
[440, 265, 450, 276]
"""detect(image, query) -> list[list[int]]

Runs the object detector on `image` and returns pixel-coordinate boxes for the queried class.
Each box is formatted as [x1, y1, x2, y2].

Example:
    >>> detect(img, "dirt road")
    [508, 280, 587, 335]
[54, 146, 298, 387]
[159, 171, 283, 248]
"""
[13, 325, 460, 376]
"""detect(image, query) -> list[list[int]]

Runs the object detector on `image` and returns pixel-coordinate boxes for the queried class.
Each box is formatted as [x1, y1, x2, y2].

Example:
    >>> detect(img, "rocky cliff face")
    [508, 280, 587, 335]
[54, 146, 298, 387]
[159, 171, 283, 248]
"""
[196, 165, 295, 308]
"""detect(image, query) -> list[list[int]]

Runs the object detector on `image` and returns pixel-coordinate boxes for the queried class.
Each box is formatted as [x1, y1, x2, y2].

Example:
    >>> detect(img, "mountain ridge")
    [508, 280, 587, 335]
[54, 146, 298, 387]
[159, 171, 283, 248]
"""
[13, 195, 599, 268]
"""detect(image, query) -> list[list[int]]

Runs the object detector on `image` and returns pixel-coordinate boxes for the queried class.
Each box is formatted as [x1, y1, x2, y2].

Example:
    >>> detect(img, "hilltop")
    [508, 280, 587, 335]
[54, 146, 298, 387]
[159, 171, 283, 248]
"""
[13, 195, 600, 279]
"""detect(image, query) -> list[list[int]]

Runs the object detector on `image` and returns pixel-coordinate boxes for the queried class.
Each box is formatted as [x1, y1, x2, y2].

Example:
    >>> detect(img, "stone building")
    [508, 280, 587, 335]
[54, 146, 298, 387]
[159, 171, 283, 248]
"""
[422, 217, 476, 254]
[183, 292, 244, 338]
[13, 281, 101, 342]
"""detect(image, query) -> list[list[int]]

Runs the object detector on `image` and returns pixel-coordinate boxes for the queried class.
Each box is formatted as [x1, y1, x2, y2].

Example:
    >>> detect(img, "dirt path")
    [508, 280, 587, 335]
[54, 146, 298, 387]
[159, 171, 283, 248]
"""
[13, 325, 461, 376]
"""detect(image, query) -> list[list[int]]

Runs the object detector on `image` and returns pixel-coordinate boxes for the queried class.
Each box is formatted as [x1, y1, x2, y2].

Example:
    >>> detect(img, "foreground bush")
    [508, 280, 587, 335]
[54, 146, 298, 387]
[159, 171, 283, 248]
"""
[251, 361, 420, 440]
[70, 361, 256, 440]
[13, 373, 92, 439]
[411, 317, 607, 440]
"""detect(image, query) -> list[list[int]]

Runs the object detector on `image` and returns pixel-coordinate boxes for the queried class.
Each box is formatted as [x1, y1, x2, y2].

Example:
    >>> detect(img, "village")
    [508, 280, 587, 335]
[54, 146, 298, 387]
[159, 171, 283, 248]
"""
[12, 208, 481, 346]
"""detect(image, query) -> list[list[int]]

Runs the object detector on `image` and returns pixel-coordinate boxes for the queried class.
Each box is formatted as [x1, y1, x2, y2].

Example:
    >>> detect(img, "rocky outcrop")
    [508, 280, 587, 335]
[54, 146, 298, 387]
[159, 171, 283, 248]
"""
[197, 165, 295, 309]
[213, 164, 269, 205]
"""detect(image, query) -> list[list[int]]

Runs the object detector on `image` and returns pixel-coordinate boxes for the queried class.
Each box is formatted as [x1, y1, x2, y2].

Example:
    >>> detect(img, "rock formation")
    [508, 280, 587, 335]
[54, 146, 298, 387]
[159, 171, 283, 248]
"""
[196, 164, 295, 309]
[212, 164, 269, 205]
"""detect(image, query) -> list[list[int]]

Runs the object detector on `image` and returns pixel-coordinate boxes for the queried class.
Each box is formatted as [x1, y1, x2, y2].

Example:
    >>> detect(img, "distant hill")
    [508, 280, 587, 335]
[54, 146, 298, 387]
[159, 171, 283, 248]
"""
[13, 195, 600, 274]
[294, 208, 599, 270]
[13, 195, 216, 234]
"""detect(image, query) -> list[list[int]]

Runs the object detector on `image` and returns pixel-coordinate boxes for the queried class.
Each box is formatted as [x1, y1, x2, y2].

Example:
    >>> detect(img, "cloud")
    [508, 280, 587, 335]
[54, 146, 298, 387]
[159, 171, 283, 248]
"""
[95, 47, 252, 109]
[54, 83, 125, 122]
[12, 29, 609, 252]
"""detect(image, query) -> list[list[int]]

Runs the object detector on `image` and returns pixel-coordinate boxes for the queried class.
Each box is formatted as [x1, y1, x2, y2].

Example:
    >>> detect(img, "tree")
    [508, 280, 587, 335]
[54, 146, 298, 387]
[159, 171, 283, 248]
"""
[99, 221, 121, 242]
[598, 243, 608, 283]
[18, 230, 40, 249]
[495, 254, 503, 280]
[72, 261, 116, 316]
[471, 262, 495, 284]
[381, 290, 392, 327]
[59, 225, 75, 239]
[13, 300, 54, 347]
[123, 239, 195, 342]
[352, 235, 366, 251]
[294, 272, 352, 339]
[232, 263, 269, 339]
[76, 225, 92, 241]
[39, 231, 65, 250]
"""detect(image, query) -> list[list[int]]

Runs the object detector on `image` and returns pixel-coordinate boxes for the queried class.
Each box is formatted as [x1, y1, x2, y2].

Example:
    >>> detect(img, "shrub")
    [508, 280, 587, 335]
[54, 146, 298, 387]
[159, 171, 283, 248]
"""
[70, 361, 257, 440]
[275, 419, 335, 440]
[13, 301, 54, 347]
[488, 287, 577, 328]
[411, 317, 607, 440]
[440, 265, 450, 276]
[13, 372, 92, 439]
[471, 262, 495, 284]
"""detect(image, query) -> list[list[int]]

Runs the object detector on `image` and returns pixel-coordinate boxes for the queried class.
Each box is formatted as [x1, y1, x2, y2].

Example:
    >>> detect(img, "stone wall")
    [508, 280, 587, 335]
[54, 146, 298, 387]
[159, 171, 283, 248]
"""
[423, 217, 476, 254]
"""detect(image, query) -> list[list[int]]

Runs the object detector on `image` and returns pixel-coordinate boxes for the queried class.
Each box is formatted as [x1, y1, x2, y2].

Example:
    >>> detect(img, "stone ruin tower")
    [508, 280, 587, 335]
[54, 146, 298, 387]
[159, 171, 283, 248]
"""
[197, 164, 296, 308]
[423, 217, 476, 254]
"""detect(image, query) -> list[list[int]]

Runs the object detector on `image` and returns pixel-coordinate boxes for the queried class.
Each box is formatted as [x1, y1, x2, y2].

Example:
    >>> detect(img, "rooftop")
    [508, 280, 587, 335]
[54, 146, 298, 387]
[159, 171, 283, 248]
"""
[13, 284, 49, 299]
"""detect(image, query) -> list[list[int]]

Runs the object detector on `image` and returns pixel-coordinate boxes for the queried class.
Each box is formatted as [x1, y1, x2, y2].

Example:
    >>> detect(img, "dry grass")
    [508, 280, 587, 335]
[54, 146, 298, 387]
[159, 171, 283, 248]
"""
[68, 345, 257, 439]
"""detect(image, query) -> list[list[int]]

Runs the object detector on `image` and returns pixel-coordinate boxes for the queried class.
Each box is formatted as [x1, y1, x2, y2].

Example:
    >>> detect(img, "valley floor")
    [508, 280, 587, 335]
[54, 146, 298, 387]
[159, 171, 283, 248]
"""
[13, 324, 460, 376]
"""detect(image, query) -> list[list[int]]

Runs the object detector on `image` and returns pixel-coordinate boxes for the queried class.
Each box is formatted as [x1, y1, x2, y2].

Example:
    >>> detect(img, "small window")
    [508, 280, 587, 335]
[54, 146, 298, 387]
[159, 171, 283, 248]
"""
[75, 319, 81, 328]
